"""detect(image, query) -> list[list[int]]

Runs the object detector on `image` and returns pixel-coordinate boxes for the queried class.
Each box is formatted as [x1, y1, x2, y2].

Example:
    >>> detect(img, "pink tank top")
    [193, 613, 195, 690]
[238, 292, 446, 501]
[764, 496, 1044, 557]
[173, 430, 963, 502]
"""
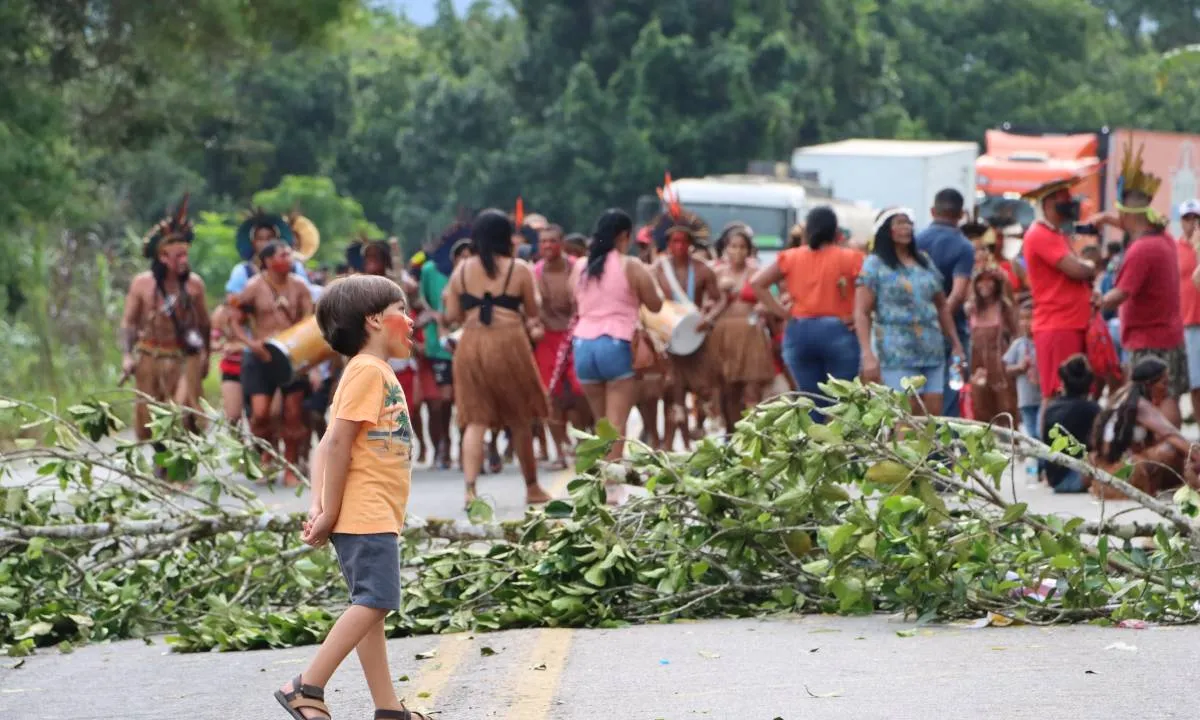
[573, 251, 639, 342]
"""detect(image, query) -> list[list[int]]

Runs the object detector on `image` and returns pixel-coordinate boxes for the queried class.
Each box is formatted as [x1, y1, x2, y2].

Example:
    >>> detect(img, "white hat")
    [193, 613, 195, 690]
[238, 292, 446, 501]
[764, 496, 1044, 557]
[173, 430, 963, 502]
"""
[1180, 199, 1200, 218]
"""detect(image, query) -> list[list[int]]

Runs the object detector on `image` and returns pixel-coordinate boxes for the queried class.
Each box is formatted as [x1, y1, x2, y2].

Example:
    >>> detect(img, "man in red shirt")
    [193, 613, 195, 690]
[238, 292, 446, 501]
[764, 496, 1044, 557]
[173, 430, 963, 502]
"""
[1176, 199, 1200, 419]
[1096, 181, 1187, 426]
[1021, 178, 1096, 431]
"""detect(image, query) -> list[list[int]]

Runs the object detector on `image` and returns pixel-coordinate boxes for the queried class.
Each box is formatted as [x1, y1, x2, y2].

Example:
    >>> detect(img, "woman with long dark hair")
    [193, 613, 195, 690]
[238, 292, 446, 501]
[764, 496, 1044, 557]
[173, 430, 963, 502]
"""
[753, 206, 862, 417]
[571, 209, 663, 459]
[854, 208, 966, 415]
[711, 224, 775, 427]
[442, 209, 551, 507]
[1091, 356, 1197, 498]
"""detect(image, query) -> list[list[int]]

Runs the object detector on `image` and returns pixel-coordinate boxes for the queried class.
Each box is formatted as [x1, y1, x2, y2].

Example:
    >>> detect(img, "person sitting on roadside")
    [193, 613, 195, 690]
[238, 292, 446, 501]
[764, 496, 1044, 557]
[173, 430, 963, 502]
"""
[1090, 356, 1199, 499]
[1041, 355, 1101, 493]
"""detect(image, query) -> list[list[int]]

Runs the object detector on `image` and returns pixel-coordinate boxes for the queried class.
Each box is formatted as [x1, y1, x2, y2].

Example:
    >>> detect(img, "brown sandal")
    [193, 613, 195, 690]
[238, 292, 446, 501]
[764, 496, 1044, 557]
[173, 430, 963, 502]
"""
[375, 707, 433, 719]
[274, 674, 331, 719]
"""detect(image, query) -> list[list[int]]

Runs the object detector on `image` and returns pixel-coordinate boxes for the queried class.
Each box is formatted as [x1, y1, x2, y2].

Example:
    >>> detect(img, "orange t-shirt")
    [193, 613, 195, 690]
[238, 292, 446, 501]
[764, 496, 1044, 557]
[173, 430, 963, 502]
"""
[777, 245, 864, 319]
[328, 354, 413, 535]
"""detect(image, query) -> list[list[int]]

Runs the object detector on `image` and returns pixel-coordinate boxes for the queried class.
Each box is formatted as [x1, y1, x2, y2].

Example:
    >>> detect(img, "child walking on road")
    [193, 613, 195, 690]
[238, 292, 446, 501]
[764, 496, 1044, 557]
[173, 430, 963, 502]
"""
[275, 274, 430, 720]
[1004, 303, 1043, 437]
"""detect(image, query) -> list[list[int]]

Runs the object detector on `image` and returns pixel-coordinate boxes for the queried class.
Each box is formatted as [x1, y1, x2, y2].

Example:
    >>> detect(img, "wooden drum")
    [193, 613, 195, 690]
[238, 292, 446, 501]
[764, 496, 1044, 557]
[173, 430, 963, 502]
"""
[640, 300, 706, 356]
[266, 316, 337, 379]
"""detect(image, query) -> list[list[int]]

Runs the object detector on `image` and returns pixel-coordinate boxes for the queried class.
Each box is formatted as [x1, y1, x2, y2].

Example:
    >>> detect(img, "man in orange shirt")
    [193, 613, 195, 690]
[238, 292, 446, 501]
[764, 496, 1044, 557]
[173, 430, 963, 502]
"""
[275, 275, 432, 720]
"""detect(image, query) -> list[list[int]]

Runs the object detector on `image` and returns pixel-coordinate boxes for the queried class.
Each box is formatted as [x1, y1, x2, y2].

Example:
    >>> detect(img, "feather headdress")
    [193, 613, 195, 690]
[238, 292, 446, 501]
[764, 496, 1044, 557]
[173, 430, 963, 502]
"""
[143, 193, 194, 259]
[236, 206, 294, 260]
[651, 173, 710, 251]
[1115, 141, 1164, 225]
[429, 210, 473, 276]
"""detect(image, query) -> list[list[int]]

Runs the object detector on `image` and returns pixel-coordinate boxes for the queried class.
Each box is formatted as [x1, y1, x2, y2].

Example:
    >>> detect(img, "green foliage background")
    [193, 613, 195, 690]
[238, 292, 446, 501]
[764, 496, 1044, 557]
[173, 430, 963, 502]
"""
[1, 0, 1199, 404]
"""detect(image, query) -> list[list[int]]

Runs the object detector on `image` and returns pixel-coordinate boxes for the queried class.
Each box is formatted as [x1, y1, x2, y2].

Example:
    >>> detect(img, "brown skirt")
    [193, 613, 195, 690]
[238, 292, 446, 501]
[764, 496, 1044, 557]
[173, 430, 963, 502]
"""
[670, 338, 721, 394]
[969, 324, 1017, 426]
[453, 323, 548, 429]
[710, 313, 775, 385]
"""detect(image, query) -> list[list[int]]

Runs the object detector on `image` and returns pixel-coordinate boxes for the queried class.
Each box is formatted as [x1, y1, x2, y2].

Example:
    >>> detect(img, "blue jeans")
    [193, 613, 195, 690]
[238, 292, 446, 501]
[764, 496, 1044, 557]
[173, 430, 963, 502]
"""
[1052, 469, 1088, 494]
[782, 317, 861, 420]
[573, 335, 634, 384]
[941, 329, 971, 418]
[1020, 404, 1041, 439]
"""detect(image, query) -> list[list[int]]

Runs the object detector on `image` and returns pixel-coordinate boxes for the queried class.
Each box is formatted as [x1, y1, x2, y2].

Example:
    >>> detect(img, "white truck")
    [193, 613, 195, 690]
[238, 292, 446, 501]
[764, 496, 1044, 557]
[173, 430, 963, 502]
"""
[790, 139, 979, 230]
[635, 173, 876, 266]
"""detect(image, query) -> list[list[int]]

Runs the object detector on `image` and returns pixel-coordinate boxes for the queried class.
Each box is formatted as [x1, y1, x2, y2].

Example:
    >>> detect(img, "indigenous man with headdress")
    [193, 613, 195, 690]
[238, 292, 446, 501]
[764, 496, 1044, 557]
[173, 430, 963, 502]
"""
[1095, 143, 1187, 426]
[120, 195, 211, 445]
[225, 208, 308, 301]
[650, 184, 728, 446]
[229, 237, 315, 487]
[1020, 174, 1098, 432]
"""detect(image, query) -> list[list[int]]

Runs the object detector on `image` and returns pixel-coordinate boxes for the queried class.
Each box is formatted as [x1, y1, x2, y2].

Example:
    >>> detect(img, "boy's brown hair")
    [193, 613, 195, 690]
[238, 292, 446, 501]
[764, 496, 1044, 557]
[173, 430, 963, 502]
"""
[316, 275, 406, 356]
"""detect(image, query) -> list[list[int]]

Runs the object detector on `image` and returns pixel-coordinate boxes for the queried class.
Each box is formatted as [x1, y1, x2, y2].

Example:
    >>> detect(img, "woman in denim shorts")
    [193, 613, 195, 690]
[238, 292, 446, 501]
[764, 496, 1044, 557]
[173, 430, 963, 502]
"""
[571, 209, 664, 458]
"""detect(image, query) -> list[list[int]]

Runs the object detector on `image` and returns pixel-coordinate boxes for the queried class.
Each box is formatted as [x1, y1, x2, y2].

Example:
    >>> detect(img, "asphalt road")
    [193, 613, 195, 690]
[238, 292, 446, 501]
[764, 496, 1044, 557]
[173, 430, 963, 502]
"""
[2, 410, 1196, 719]
[2, 613, 1195, 719]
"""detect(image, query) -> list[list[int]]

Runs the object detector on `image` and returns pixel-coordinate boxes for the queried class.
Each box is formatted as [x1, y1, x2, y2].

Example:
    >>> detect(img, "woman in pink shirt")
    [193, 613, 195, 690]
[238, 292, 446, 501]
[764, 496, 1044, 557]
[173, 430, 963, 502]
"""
[572, 209, 663, 458]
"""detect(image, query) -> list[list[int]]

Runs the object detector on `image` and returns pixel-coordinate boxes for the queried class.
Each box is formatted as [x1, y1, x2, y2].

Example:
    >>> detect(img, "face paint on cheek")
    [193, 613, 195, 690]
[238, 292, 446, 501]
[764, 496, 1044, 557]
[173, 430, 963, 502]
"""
[669, 237, 690, 257]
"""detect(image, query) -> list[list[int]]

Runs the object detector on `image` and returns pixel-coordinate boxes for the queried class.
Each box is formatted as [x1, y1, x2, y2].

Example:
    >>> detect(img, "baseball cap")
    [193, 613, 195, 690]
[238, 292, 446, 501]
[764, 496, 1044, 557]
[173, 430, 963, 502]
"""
[1180, 199, 1200, 218]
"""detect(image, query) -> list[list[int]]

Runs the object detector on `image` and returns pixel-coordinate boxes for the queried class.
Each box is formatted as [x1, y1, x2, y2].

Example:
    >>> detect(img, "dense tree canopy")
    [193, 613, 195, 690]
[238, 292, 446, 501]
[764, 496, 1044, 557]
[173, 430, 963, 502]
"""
[1, 0, 1198, 398]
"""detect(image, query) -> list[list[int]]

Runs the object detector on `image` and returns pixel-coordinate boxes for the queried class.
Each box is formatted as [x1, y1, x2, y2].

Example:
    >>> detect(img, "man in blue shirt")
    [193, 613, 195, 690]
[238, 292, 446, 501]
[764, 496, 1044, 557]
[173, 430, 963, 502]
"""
[916, 188, 975, 417]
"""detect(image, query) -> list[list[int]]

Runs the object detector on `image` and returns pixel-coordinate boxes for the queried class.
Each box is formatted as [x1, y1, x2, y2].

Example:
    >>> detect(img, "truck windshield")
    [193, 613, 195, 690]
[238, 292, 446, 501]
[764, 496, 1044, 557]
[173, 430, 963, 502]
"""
[978, 195, 1035, 228]
[685, 204, 789, 251]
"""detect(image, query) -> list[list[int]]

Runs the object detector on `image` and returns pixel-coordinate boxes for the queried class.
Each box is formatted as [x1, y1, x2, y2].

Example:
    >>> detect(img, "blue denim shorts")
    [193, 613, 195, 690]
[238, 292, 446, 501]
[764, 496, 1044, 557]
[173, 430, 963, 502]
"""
[331, 532, 401, 610]
[573, 335, 634, 384]
[881, 365, 946, 394]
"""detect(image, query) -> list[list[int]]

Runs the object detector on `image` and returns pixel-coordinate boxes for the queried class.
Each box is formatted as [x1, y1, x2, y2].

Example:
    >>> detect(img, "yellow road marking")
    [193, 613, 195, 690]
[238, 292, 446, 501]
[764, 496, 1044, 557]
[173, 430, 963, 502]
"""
[404, 632, 473, 710]
[504, 628, 574, 720]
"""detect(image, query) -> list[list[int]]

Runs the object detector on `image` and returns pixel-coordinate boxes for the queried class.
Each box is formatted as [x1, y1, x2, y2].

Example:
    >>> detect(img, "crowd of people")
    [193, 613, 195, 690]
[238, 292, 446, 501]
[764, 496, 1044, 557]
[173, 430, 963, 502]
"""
[115, 157, 1200, 720]
[121, 147, 1200, 503]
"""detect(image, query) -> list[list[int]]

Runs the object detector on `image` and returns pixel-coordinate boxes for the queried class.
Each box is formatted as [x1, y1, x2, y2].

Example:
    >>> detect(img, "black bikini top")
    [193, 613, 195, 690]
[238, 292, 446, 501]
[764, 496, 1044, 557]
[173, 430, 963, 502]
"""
[459, 259, 522, 326]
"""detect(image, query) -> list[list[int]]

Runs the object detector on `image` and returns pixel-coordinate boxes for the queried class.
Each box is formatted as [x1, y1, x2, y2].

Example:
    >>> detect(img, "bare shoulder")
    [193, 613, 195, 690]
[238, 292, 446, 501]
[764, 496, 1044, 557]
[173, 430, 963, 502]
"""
[512, 257, 536, 280]
[129, 271, 154, 290]
[187, 274, 207, 294]
[243, 273, 265, 292]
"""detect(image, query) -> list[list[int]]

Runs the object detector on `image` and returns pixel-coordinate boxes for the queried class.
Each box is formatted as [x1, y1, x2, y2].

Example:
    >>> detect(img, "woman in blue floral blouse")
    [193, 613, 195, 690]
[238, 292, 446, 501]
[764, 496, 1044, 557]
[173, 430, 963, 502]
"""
[854, 208, 966, 415]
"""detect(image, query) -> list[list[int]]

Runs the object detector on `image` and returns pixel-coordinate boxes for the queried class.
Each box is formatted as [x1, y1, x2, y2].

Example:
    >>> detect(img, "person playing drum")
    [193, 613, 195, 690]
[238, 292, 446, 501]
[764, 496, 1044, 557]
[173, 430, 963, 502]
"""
[230, 241, 315, 487]
[120, 195, 211, 457]
[650, 201, 726, 447]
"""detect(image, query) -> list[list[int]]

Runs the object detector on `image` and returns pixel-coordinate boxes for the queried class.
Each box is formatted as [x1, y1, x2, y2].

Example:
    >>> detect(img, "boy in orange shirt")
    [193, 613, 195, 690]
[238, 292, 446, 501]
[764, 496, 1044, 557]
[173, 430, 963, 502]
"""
[275, 275, 429, 720]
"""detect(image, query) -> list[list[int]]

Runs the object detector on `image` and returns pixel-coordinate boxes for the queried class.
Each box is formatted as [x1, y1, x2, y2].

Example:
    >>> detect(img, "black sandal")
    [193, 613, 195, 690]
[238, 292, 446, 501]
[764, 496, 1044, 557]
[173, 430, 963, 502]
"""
[375, 707, 433, 719]
[274, 674, 331, 719]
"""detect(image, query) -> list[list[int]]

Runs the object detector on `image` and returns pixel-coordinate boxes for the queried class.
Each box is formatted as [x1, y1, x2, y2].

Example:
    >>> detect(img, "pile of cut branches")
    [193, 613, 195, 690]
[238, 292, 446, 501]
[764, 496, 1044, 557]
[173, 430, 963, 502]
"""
[2, 380, 1199, 656]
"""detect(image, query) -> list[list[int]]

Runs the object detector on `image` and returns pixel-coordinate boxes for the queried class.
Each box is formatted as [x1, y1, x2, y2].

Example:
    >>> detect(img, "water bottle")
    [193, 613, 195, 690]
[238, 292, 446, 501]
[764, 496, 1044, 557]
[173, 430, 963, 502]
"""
[947, 355, 964, 392]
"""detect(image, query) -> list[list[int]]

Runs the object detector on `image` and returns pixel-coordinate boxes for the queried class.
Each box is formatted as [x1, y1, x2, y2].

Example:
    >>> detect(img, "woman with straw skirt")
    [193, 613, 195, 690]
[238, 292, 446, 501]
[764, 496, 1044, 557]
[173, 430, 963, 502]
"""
[443, 209, 552, 508]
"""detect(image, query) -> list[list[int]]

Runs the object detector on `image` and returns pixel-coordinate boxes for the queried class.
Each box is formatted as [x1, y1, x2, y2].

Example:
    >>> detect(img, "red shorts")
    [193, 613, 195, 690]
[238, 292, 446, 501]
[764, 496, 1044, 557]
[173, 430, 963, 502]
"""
[396, 367, 417, 406]
[1032, 328, 1087, 396]
[535, 329, 580, 397]
[218, 354, 241, 378]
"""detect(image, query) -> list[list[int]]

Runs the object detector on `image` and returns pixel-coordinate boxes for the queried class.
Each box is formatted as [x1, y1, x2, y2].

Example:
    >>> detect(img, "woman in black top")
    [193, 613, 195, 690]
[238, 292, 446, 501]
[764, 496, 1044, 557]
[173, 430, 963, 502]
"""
[443, 209, 552, 508]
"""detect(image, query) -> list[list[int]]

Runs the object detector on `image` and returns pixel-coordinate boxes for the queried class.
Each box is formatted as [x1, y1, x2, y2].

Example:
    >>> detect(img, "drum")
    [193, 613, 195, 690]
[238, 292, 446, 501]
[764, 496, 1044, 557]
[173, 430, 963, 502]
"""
[640, 300, 705, 356]
[266, 316, 337, 379]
